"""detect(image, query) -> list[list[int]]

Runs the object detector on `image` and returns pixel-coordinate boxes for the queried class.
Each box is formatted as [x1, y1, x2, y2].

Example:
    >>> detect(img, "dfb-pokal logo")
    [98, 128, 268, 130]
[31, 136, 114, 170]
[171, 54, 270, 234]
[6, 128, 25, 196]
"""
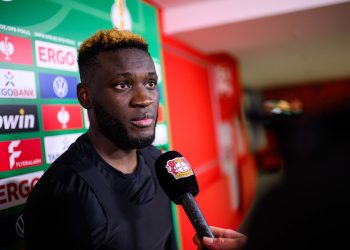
[41, 104, 83, 131]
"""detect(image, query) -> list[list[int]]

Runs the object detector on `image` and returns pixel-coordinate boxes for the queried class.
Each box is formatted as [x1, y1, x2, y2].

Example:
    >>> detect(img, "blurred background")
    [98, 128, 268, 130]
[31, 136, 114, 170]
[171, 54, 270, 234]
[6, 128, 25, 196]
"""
[0, 0, 349, 249]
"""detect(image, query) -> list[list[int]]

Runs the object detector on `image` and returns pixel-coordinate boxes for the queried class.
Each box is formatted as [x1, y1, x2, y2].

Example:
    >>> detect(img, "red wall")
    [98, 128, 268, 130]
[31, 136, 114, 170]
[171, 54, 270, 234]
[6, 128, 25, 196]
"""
[143, 2, 257, 249]
[161, 31, 257, 250]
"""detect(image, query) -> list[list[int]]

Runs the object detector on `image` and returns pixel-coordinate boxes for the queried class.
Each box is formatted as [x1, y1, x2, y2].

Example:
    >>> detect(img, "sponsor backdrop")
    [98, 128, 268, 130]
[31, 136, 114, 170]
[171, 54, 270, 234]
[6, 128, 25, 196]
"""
[0, 1, 170, 249]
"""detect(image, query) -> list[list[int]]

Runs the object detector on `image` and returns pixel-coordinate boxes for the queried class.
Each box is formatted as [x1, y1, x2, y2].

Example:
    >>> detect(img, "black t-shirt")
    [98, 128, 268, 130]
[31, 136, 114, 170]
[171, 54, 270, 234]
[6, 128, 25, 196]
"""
[24, 134, 177, 250]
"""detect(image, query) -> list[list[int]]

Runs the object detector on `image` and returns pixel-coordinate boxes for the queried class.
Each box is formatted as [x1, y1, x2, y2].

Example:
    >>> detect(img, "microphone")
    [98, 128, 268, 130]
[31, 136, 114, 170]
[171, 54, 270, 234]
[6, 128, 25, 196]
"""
[155, 151, 214, 241]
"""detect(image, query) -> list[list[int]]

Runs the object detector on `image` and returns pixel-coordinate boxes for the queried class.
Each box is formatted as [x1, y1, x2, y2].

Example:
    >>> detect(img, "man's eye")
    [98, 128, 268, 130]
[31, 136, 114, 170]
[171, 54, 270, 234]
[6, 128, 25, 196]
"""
[115, 82, 130, 90]
[146, 81, 157, 89]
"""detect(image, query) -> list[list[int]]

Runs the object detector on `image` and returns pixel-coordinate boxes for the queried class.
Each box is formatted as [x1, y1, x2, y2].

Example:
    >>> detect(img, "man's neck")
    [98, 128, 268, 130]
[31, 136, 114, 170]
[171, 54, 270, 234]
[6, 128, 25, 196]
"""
[88, 129, 138, 174]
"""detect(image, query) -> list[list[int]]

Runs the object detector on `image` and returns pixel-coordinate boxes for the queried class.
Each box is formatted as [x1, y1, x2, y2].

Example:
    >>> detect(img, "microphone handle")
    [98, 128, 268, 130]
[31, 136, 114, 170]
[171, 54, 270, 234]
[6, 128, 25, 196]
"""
[179, 193, 214, 239]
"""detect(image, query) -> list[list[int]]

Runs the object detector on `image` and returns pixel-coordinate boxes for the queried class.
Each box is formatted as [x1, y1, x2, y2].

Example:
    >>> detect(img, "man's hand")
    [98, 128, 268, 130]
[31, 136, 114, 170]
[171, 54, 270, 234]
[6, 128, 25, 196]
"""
[193, 226, 247, 250]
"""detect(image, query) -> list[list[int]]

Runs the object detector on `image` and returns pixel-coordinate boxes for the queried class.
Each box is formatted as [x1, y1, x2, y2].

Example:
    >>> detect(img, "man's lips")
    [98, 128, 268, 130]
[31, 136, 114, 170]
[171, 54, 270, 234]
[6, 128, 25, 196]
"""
[131, 115, 154, 128]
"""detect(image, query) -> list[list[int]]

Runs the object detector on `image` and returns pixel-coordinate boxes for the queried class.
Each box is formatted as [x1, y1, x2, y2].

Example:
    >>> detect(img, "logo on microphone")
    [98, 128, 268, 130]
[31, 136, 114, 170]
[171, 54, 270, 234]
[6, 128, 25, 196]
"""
[166, 157, 194, 180]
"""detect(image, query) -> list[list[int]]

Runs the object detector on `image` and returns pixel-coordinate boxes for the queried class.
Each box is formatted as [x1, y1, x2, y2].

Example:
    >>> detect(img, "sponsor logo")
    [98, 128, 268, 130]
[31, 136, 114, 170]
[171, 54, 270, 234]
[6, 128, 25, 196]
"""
[166, 157, 194, 180]
[0, 171, 43, 210]
[0, 36, 13, 60]
[41, 104, 83, 131]
[0, 69, 36, 99]
[0, 138, 42, 171]
[16, 214, 24, 238]
[53, 76, 68, 97]
[39, 72, 78, 99]
[0, 33, 33, 65]
[0, 212, 25, 248]
[44, 133, 81, 164]
[0, 105, 39, 134]
[35, 40, 78, 71]
[8, 141, 21, 170]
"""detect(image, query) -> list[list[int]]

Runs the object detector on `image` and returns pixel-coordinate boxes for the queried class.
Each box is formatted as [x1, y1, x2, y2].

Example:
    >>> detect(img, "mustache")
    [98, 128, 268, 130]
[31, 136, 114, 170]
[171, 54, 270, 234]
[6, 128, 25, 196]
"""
[131, 113, 155, 121]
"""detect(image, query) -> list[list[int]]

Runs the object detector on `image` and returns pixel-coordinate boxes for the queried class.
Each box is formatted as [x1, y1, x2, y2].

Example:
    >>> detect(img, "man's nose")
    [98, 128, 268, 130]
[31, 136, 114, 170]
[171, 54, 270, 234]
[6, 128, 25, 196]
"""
[130, 85, 153, 107]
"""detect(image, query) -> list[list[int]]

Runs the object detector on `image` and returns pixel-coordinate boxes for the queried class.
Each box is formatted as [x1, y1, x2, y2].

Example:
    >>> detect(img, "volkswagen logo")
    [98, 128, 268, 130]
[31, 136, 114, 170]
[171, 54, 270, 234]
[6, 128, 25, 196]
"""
[16, 214, 24, 238]
[53, 76, 68, 98]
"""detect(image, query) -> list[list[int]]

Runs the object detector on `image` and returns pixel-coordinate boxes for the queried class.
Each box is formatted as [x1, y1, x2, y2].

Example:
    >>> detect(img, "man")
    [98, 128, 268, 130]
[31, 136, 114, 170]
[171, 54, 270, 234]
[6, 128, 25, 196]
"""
[194, 102, 350, 250]
[24, 28, 177, 250]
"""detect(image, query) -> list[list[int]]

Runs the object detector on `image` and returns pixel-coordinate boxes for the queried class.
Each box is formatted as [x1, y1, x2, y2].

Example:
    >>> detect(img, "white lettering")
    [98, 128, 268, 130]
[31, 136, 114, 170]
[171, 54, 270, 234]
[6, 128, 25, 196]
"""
[0, 88, 35, 97]
[0, 172, 43, 210]
[0, 69, 36, 99]
[24, 114, 34, 128]
[0, 114, 35, 130]
[34, 32, 76, 46]
[0, 23, 31, 36]
[2, 115, 19, 129]
[35, 40, 78, 72]
[15, 158, 42, 167]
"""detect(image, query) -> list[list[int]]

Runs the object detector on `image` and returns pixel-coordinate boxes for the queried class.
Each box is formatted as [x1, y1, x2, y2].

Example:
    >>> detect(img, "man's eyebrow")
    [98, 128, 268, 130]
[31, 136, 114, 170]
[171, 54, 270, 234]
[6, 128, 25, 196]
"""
[115, 72, 132, 77]
[114, 72, 157, 77]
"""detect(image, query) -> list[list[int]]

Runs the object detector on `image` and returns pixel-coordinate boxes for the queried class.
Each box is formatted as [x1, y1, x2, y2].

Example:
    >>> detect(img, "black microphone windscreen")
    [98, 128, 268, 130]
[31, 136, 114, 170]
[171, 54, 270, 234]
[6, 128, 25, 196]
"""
[155, 151, 199, 204]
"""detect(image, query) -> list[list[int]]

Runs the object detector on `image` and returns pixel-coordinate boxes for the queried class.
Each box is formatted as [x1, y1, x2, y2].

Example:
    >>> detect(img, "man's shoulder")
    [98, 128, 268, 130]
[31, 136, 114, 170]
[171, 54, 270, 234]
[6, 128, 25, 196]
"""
[31, 163, 83, 197]
[30, 139, 92, 197]
[25, 146, 99, 224]
[40, 133, 91, 182]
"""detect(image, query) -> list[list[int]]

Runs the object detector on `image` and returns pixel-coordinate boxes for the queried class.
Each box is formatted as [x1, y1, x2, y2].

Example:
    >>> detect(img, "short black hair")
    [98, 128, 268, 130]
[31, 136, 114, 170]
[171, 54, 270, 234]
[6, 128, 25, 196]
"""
[77, 28, 149, 83]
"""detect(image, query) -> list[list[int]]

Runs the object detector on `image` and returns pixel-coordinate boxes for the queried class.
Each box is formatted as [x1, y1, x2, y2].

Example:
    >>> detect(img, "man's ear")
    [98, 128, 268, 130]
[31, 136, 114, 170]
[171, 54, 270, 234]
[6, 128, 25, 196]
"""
[77, 83, 92, 109]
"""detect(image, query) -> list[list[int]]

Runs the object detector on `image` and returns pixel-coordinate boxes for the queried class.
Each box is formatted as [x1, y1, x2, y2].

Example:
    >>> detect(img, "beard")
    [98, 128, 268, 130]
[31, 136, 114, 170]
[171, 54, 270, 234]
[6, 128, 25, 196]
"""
[93, 103, 156, 150]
